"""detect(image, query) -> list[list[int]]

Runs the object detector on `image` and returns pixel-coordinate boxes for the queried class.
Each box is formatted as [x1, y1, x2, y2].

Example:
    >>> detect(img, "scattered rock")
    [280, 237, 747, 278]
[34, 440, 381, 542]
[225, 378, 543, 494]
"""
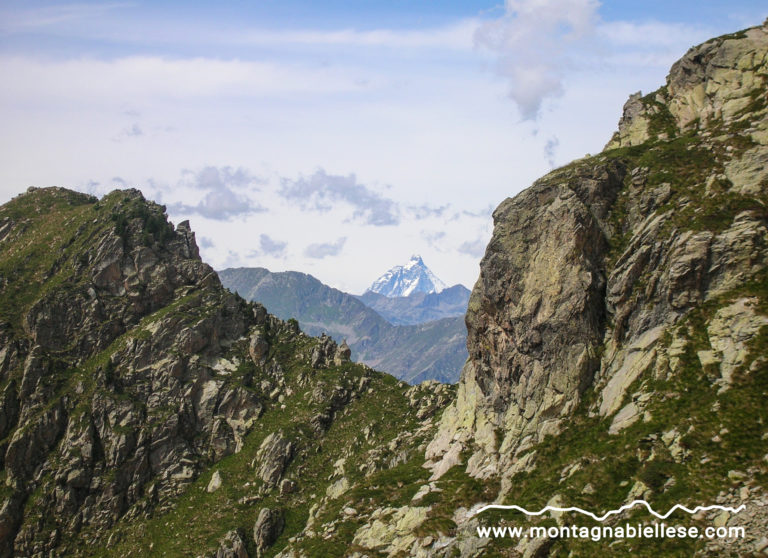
[714, 511, 730, 528]
[249, 330, 269, 364]
[207, 471, 223, 493]
[334, 340, 351, 365]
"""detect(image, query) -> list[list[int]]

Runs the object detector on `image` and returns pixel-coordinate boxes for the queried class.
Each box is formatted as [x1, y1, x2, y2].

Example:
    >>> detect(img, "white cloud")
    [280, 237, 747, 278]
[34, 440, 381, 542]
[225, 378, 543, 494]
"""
[0, 3, 134, 31]
[180, 166, 263, 191]
[279, 169, 400, 226]
[235, 20, 478, 50]
[598, 20, 708, 48]
[165, 166, 267, 220]
[472, 1, 721, 120]
[254, 234, 287, 258]
[112, 122, 143, 142]
[421, 230, 447, 251]
[544, 136, 559, 168]
[409, 204, 450, 220]
[169, 186, 265, 220]
[458, 237, 487, 258]
[0, 56, 367, 105]
[474, 0, 601, 119]
[304, 237, 347, 259]
[0, 5, 477, 53]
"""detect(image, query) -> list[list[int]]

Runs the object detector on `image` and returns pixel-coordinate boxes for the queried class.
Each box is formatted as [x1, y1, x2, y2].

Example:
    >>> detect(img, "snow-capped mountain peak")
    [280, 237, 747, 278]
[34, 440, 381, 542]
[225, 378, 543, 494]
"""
[366, 255, 446, 298]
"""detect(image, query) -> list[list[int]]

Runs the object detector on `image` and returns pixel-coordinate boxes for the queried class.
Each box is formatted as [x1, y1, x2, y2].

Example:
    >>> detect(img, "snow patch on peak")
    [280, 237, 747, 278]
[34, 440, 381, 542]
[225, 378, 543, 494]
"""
[366, 255, 446, 298]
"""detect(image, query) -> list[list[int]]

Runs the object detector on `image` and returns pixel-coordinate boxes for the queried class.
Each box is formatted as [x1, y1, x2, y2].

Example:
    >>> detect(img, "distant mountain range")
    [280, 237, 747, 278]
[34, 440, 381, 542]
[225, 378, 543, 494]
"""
[366, 254, 446, 297]
[356, 284, 470, 326]
[218, 266, 468, 383]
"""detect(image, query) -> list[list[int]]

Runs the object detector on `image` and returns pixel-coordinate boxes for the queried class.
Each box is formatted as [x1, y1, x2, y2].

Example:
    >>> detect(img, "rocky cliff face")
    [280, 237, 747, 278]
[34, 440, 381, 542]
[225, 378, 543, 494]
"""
[425, 160, 624, 478]
[411, 21, 768, 556]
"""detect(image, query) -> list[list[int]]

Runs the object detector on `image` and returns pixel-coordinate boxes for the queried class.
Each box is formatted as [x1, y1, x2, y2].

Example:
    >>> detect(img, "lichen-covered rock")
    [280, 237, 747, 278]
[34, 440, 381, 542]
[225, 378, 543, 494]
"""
[310, 334, 337, 369]
[352, 506, 431, 556]
[707, 298, 768, 387]
[207, 470, 223, 493]
[607, 24, 768, 149]
[249, 330, 269, 364]
[426, 160, 626, 479]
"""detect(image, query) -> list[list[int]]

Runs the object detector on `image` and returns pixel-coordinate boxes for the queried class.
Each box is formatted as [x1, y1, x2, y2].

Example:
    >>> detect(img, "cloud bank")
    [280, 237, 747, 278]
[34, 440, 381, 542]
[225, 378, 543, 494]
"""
[279, 169, 399, 226]
[168, 166, 266, 220]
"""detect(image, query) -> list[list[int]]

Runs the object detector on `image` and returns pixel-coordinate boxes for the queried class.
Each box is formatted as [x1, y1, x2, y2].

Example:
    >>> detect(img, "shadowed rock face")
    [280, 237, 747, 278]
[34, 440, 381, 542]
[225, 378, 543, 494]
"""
[425, 160, 627, 477]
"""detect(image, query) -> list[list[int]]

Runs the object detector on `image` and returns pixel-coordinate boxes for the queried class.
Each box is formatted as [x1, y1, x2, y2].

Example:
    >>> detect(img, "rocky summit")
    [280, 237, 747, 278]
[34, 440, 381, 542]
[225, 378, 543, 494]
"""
[366, 255, 447, 298]
[0, 20, 767, 558]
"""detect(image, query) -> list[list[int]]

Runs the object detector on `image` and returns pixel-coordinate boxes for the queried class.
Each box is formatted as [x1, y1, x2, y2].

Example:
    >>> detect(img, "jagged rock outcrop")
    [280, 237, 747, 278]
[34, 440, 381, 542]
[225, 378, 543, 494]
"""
[607, 24, 768, 149]
[213, 529, 249, 558]
[333, 340, 352, 366]
[255, 431, 294, 490]
[427, 160, 625, 477]
[253, 508, 284, 557]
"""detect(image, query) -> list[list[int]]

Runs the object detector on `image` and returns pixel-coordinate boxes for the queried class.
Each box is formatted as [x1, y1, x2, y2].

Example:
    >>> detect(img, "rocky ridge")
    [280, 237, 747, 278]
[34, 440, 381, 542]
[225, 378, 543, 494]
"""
[0, 188, 268, 555]
[0, 187, 454, 556]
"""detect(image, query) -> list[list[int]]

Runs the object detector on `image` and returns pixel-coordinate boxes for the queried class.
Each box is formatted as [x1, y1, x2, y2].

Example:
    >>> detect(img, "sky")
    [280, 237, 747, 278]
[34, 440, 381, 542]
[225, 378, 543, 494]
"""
[1, 1, 766, 293]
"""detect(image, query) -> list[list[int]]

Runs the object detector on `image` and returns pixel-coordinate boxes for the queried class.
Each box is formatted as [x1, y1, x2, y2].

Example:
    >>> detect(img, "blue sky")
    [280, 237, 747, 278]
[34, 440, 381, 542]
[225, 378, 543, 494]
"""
[1, 1, 766, 292]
